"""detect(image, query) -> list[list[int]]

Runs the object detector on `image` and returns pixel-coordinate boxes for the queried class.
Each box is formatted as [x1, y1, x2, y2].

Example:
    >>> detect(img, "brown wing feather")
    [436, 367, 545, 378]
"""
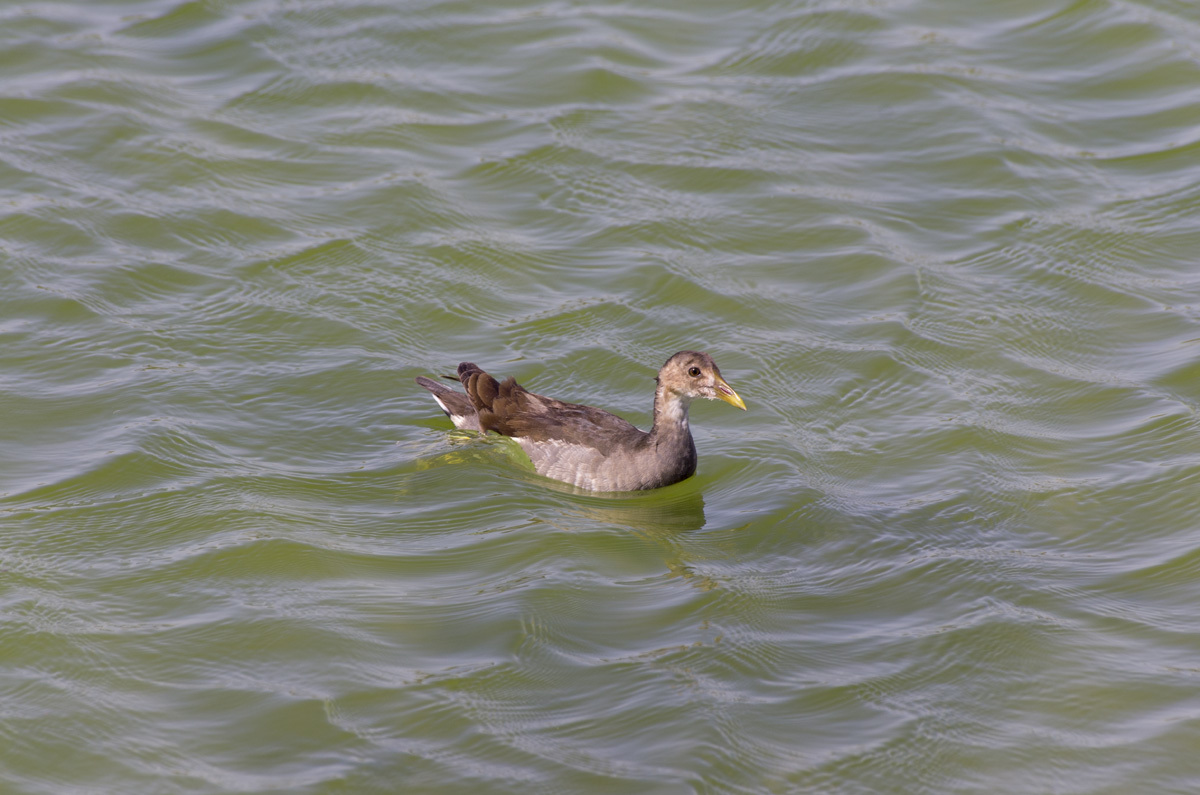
[458, 363, 647, 455]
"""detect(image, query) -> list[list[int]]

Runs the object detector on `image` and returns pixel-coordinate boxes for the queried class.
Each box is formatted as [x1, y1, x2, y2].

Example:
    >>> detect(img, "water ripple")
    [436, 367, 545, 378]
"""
[4, 0, 1200, 791]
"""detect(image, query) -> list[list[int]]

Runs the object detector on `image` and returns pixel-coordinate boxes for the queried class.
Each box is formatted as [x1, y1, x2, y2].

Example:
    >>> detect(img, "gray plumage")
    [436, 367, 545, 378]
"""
[415, 351, 746, 492]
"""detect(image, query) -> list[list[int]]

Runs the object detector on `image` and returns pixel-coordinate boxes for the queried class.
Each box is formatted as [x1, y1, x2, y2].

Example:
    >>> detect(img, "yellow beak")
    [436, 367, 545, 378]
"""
[715, 376, 747, 411]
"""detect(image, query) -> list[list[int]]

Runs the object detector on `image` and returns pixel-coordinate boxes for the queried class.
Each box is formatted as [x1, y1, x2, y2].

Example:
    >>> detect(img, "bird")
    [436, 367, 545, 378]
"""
[415, 351, 746, 492]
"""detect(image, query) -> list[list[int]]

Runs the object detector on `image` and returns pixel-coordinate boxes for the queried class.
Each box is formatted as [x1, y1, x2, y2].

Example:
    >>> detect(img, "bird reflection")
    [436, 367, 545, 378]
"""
[543, 479, 715, 587]
[550, 482, 707, 534]
[410, 433, 714, 585]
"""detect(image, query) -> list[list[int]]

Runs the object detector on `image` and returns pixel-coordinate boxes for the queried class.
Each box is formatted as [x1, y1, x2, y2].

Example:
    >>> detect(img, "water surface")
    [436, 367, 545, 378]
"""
[3, 0, 1200, 792]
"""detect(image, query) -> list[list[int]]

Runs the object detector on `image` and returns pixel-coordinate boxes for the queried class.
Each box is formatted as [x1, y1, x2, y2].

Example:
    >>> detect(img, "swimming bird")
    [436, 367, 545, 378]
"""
[415, 351, 746, 492]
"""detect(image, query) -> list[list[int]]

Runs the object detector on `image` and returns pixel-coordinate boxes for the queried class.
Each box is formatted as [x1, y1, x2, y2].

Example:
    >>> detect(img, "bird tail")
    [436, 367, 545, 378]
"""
[415, 375, 481, 430]
[415, 376, 452, 395]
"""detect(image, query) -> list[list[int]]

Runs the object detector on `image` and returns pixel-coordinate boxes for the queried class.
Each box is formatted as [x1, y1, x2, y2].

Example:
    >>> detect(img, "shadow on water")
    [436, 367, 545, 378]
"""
[549, 481, 708, 535]
[546, 478, 714, 586]
[411, 430, 711, 583]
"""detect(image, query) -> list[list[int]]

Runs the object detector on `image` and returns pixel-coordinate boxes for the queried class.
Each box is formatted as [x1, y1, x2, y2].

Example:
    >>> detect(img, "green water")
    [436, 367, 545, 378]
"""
[4, 0, 1200, 792]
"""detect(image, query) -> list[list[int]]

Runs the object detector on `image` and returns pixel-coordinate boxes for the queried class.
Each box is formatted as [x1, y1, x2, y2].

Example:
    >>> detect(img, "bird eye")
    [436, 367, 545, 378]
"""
[688, 367, 701, 377]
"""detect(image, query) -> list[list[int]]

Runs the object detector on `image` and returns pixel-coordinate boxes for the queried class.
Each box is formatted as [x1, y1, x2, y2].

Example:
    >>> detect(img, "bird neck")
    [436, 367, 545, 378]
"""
[650, 381, 692, 440]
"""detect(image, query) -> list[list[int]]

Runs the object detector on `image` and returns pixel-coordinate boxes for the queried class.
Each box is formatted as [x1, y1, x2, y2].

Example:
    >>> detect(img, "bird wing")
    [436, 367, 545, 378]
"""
[458, 363, 645, 455]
